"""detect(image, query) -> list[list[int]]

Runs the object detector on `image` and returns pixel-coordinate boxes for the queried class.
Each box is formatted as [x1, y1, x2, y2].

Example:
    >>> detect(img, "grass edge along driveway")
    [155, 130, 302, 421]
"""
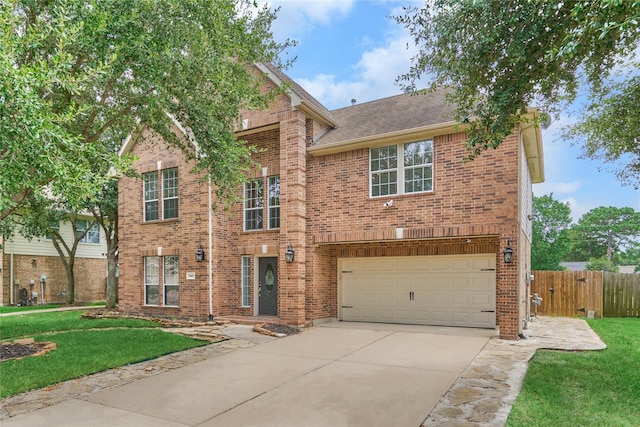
[0, 311, 207, 398]
[506, 318, 640, 427]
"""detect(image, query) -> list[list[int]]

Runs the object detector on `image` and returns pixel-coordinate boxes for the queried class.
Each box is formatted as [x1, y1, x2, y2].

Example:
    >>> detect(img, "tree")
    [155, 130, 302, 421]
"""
[92, 180, 119, 309]
[564, 75, 640, 188]
[586, 256, 619, 272]
[17, 196, 99, 304]
[570, 206, 640, 263]
[395, 1, 640, 186]
[1, 0, 291, 222]
[614, 247, 640, 272]
[531, 194, 572, 270]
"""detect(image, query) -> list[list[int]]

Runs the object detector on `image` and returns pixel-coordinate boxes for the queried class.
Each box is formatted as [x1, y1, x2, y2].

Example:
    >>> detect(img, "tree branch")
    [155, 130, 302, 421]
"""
[84, 105, 133, 143]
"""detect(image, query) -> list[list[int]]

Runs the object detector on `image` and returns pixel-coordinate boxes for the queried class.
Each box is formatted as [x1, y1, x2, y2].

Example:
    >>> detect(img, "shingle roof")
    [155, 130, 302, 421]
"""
[314, 89, 456, 147]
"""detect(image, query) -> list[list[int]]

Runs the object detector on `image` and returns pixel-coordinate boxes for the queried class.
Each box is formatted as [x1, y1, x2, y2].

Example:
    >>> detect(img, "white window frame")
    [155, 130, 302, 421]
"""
[143, 171, 159, 221]
[241, 256, 251, 307]
[163, 255, 179, 307]
[369, 140, 434, 198]
[162, 168, 179, 219]
[76, 219, 100, 244]
[268, 176, 280, 230]
[144, 256, 160, 306]
[244, 178, 264, 231]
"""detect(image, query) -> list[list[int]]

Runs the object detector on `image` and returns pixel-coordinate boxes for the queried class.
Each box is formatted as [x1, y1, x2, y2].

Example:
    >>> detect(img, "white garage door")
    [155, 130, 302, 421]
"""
[339, 254, 496, 328]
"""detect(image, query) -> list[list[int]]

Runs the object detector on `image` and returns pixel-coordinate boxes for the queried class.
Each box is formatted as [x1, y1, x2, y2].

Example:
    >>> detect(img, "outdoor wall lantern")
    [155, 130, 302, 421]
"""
[503, 240, 514, 263]
[196, 244, 206, 263]
[285, 244, 295, 263]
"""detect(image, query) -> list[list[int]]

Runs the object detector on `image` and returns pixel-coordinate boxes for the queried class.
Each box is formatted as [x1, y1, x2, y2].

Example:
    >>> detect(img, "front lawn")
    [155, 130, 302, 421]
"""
[0, 311, 207, 398]
[507, 318, 640, 427]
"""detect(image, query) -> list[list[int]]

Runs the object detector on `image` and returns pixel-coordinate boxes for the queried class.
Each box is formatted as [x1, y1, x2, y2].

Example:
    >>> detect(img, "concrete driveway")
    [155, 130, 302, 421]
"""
[3, 322, 493, 427]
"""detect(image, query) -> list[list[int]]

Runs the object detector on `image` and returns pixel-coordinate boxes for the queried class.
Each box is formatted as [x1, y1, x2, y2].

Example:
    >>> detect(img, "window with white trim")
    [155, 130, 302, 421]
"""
[268, 176, 280, 229]
[76, 219, 100, 244]
[144, 257, 160, 305]
[143, 168, 178, 221]
[163, 169, 179, 219]
[370, 140, 433, 197]
[241, 256, 251, 307]
[164, 255, 179, 306]
[144, 255, 179, 306]
[143, 172, 159, 221]
[244, 178, 263, 230]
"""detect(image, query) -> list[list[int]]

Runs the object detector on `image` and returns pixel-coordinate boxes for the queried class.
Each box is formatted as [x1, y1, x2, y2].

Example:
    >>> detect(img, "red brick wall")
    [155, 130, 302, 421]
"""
[118, 127, 210, 318]
[118, 99, 524, 338]
[305, 130, 522, 338]
[2, 254, 106, 304]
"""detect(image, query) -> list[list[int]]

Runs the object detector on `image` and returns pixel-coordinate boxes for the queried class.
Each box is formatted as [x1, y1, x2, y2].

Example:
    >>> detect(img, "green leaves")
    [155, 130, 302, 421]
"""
[532, 194, 573, 270]
[396, 0, 640, 169]
[1, 0, 291, 219]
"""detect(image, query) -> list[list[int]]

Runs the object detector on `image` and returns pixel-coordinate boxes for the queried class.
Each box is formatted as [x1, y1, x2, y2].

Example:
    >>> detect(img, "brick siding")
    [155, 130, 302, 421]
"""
[2, 254, 106, 304]
[118, 87, 527, 339]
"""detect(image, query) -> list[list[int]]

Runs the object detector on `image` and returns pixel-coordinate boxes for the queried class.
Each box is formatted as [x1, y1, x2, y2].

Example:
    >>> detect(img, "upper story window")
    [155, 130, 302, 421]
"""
[46, 220, 60, 240]
[268, 176, 280, 229]
[76, 219, 100, 244]
[143, 168, 178, 222]
[162, 169, 179, 219]
[244, 178, 263, 231]
[243, 175, 280, 231]
[370, 140, 433, 197]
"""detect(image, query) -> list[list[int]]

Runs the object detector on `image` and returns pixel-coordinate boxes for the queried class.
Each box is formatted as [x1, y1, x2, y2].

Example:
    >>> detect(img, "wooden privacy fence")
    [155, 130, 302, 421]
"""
[530, 271, 640, 318]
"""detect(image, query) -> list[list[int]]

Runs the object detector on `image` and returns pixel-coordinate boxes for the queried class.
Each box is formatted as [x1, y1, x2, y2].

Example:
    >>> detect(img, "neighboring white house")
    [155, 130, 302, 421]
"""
[1, 216, 108, 306]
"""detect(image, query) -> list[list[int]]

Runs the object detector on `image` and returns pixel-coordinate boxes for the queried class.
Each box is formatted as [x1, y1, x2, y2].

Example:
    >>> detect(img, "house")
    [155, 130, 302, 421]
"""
[1, 216, 108, 305]
[117, 63, 544, 339]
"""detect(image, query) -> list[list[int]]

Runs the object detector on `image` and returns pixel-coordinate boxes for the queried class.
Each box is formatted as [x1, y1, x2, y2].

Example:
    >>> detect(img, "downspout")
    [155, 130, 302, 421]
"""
[9, 241, 14, 305]
[208, 177, 213, 320]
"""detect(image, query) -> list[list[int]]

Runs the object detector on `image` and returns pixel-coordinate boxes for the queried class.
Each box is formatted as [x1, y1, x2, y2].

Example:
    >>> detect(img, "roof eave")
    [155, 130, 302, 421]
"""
[308, 121, 459, 156]
[254, 62, 338, 129]
[520, 109, 545, 184]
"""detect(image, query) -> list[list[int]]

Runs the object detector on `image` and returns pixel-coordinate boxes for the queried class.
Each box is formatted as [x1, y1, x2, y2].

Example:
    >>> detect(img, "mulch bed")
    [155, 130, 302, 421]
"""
[0, 339, 57, 362]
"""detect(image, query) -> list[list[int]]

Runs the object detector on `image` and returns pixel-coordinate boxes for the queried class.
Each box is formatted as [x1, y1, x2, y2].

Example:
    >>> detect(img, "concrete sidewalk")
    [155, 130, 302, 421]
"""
[1, 323, 493, 427]
[0, 305, 105, 317]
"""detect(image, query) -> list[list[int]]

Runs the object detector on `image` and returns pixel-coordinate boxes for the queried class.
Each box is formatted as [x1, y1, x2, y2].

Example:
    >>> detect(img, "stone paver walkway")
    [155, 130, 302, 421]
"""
[422, 316, 606, 426]
[1, 317, 606, 426]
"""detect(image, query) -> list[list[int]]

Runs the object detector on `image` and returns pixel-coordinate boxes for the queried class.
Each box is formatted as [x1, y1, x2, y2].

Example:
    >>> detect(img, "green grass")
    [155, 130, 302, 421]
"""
[0, 311, 208, 398]
[507, 318, 640, 427]
[0, 311, 158, 340]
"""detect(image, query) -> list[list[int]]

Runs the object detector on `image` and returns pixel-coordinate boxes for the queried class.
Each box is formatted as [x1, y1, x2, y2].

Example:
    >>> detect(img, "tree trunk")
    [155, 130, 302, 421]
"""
[65, 256, 75, 305]
[106, 245, 118, 309]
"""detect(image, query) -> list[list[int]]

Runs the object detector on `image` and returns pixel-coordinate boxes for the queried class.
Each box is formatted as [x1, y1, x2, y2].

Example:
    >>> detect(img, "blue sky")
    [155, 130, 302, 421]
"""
[260, 0, 639, 222]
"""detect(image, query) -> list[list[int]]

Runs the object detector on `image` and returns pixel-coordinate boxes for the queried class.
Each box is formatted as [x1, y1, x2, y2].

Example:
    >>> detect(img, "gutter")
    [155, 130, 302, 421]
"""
[9, 241, 14, 305]
[208, 177, 213, 320]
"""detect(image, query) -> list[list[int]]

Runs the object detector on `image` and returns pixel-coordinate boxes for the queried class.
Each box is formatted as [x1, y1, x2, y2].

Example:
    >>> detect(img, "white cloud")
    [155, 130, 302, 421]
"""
[297, 33, 418, 109]
[534, 180, 582, 196]
[560, 197, 596, 223]
[259, 0, 355, 40]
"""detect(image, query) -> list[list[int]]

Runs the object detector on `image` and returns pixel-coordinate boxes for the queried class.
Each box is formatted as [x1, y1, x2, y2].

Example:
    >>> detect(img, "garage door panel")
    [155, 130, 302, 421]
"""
[340, 254, 496, 328]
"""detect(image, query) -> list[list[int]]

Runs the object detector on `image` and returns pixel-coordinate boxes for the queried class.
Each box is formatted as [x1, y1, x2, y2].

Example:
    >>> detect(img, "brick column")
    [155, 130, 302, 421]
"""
[279, 112, 307, 325]
[497, 234, 520, 339]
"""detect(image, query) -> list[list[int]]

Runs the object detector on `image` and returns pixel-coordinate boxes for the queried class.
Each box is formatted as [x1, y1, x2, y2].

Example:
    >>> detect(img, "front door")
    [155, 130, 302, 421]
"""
[258, 257, 278, 316]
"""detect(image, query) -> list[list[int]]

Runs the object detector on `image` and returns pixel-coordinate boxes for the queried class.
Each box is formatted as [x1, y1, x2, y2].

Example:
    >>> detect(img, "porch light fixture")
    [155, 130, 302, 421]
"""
[503, 240, 514, 263]
[285, 244, 295, 263]
[196, 244, 206, 262]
